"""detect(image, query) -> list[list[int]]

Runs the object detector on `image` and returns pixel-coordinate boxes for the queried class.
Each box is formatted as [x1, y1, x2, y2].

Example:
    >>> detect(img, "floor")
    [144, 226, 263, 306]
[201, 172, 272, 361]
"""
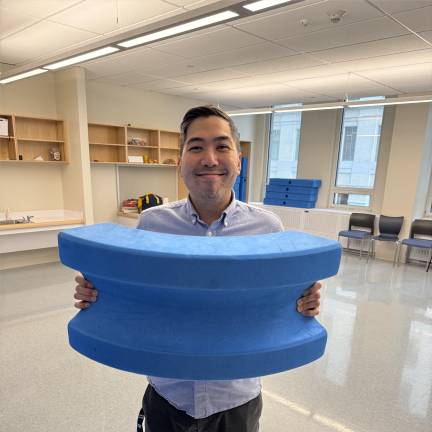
[0, 255, 431, 432]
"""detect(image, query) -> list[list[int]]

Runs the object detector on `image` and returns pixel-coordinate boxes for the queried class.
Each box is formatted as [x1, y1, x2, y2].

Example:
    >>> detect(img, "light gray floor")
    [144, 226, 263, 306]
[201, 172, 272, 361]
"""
[0, 255, 431, 432]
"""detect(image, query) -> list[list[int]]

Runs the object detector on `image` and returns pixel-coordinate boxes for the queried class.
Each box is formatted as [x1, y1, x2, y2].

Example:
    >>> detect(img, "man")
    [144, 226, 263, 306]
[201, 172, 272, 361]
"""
[74, 105, 321, 432]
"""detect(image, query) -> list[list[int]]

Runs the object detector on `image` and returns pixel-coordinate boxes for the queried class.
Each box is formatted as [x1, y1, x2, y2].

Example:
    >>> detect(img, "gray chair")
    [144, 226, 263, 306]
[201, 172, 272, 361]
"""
[368, 215, 404, 264]
[397, 219, 432, 271]
[338, 213, 375, 259]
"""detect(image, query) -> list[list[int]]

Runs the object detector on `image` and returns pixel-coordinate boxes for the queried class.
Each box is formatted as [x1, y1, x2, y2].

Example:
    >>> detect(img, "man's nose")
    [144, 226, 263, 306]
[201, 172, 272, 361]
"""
[200, 149, 218, 166]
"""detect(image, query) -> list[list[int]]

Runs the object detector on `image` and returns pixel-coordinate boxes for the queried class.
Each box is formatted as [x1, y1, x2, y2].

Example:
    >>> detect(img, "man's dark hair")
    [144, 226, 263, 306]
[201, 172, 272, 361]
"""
[180, 105, 240, 154]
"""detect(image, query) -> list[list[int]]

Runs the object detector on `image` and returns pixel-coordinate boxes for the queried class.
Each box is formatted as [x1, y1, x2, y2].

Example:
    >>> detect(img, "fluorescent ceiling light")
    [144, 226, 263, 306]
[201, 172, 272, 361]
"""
[118, 11, 238, 48]
[0, 68, 47, 84]
[274, 105, 344, 113]
[243, 0, 294, 12]
[44, 46, 120, 70]
[228, 109, 272, 116]
[347, 98, 432, 108]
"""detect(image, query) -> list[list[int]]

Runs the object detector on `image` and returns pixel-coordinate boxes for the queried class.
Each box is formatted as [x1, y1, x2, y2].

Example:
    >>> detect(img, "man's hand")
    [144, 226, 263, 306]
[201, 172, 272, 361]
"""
[297, 281, 321, 317]
[74, 275, 98, 309]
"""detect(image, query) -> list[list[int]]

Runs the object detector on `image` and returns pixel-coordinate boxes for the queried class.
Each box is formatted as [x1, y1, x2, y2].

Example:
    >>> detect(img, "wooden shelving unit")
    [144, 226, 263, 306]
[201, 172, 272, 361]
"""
[0, 114, 68, 163]
[89, 123, 179, 166]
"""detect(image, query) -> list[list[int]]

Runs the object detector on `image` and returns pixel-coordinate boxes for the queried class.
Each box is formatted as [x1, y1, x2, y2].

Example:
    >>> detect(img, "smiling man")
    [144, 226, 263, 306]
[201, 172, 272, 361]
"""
[74, 105, 321, 432]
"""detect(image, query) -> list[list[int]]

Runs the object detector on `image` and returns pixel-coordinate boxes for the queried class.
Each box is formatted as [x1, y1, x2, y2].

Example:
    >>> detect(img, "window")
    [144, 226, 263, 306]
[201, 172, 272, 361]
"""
[331, 103, 384, 208]
[426, 174, 432, 217]
[267, 110, 301, 179]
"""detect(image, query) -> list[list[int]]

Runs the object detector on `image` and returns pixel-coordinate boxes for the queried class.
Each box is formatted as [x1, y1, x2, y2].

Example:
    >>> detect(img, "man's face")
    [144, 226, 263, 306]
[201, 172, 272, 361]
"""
[179, 116, 241, 203]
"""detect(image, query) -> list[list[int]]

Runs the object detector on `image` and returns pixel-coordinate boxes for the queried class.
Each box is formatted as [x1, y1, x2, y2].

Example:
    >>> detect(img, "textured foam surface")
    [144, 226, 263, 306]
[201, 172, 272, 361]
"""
[59, 223, 341, 380]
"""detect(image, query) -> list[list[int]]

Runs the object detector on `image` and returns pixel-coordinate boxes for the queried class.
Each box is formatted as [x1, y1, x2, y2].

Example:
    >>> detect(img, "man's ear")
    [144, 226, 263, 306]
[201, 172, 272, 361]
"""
[237, 152, 242, 175]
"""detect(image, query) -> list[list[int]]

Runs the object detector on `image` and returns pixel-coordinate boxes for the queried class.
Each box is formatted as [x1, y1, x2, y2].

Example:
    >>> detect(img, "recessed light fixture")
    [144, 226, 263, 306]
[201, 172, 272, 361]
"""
[118, 11, 239, 48]
[44, 46, 120, 70]
[347, 97, 432, 107]
[243, 0, 296, 12]
[0, 68, 47, 84]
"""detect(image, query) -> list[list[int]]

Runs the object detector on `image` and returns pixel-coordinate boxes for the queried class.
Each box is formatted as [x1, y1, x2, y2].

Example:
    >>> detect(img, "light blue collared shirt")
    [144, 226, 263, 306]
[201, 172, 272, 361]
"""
[137, 195, 283, 418]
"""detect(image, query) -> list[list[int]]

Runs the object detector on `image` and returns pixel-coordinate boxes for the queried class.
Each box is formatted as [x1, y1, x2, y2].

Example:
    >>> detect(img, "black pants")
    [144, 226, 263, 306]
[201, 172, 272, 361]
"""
[138, 384, 262, 432]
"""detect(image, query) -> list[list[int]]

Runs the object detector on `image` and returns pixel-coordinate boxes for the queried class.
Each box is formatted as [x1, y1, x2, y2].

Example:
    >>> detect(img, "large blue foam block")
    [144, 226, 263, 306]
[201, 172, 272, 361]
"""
[59, 223, 341, 380]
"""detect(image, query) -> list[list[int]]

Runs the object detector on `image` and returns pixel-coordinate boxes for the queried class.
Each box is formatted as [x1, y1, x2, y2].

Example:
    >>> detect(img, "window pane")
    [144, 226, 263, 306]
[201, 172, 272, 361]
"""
[336, 106, 384, 188]
[268, 111, 301, 179]
[333, 193, 370, 207]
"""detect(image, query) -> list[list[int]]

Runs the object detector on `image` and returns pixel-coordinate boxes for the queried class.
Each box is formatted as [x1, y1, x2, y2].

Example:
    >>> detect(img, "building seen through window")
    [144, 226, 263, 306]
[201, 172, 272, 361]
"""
[334, 103, 384, 207]
[268, 109, 302, 179]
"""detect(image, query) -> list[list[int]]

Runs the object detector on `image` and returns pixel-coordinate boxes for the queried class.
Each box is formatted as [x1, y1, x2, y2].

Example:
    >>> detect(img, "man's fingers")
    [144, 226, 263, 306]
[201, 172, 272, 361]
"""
[74, 301, 90, 310]
[302, 281, 322, 297]
[300, 308, 320, 317]
[74, 274, 93, 289]
[75, 285, 97, 297]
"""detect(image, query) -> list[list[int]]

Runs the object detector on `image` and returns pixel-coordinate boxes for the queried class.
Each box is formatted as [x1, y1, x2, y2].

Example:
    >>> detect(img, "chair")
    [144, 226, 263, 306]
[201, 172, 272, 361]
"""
[397, 219, 432, 271]
[338, 213, 375, 259]
[368, 215, 404, 264]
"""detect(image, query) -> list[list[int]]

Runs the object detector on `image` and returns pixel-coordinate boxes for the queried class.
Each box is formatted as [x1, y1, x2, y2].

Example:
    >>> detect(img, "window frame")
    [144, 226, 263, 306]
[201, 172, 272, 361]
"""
[329, 106, 385, 211]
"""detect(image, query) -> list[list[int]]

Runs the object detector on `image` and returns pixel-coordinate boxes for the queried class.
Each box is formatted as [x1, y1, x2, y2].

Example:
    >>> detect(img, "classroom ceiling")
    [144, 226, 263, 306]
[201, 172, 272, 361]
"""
[1, 0, 432, 108]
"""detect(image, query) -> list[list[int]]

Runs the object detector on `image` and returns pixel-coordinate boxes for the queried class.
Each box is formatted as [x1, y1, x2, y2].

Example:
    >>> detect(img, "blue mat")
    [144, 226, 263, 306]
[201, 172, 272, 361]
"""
[59, 223, 341, 380]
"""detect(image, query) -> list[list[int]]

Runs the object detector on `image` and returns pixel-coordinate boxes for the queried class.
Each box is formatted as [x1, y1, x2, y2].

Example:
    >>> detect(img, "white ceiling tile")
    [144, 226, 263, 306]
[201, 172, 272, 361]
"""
[173, 68, 250, 84]
[150, 27, 264, 58]
[287, 73, 398, 98]
[171, 0, 228, 9]
[183, 42, 297, 69]
[311, 35, 429, 63]
[330, 48, 432, 72]
[370, 0, 432, 14]
[0, 6, 40, 39]
[233, 0, 382, 42]
[0, 21, 96, 65]
[232, 53, 324, 75]
[393, 5, 432, 32]
[0, 0, 82, 17]
[356, 63, 432, 94]
[49, 0, 179, 35]
[134, 78, 191, 90]
[277, 16, 408, 52]
[93, 71, 159, 86]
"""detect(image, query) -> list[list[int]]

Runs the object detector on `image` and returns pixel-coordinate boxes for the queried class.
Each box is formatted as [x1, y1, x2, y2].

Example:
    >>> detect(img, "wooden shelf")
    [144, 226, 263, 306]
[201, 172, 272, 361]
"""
[128, 145, 159, 149]
[90, 142, 125, 147]
[0, 160, 68, 165]
[17, 137, 64, 143]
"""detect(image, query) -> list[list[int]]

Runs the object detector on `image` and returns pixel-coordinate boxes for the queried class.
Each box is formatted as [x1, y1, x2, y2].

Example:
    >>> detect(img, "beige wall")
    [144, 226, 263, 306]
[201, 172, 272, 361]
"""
[0, 73, 64, 212]
[85, 79, 214, 222]
[297, 110, 342, 209]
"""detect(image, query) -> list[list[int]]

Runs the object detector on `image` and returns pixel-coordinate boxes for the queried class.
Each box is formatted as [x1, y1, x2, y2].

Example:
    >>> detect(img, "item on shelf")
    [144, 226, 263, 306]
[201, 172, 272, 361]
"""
[128, 155, 144, 163]
[143, 155, 150, 164]
[163, 158, 176, 165]
[33, 155, 44, 161]
[137, 193, 163, 212]
[152, 159, 158, 164]
[18, 155, 23, 160]
[49, 148, 61, 161]
[128, 137, 147, 146]
[0, 118, 8, 136]
[121, 198, 138, 213]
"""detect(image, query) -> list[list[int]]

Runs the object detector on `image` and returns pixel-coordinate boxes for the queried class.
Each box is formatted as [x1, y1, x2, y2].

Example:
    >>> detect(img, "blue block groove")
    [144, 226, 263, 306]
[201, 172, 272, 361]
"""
[265, 191, 318, 201]
[266, 185, 319, 197]
[59, 223, 341, 380]
[269, 178, 321, 188]
[263, 198, 316, 208]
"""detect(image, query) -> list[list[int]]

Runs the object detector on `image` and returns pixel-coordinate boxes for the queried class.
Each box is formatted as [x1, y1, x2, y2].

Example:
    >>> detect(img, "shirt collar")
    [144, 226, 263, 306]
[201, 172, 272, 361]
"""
[185, 191, 238, 227]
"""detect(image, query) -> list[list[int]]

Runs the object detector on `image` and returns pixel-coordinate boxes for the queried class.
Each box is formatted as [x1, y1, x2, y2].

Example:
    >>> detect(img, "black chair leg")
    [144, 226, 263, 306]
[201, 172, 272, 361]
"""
[427, 251, 432, 272]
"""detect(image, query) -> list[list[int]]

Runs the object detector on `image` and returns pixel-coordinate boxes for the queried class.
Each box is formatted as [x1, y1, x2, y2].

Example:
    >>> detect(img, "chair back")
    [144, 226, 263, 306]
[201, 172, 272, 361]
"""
[378, 215, 404, 236]
[410, 219, 432, 238]
[349, 213, 375, 234]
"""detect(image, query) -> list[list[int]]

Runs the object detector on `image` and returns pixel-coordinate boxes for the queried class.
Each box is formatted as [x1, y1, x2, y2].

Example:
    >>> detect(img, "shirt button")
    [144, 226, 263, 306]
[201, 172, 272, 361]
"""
[206, 231, 213, 236]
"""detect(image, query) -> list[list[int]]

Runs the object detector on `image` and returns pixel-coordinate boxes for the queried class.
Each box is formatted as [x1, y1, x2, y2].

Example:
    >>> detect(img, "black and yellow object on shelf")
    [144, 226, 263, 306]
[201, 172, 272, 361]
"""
[138, 193, 163, 212]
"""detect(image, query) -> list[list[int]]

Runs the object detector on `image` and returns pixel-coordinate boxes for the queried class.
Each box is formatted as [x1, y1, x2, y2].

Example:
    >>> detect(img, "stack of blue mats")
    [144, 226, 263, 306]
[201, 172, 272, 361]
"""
[264, 178, 321, 208]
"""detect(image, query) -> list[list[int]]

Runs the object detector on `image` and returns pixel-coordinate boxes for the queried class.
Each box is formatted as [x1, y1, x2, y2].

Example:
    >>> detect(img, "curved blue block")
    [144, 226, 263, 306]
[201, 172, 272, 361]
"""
[59, 223, 341, 380]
